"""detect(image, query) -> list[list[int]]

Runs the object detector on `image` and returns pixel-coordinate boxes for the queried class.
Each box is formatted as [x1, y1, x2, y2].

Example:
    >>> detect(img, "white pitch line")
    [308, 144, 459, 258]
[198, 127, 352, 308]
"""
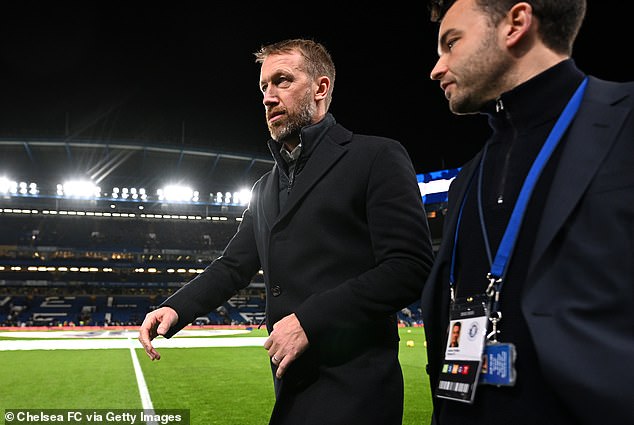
[0, 336, 268, 351]
[129, 338, 158, 425]
[0, 329, 251, 339]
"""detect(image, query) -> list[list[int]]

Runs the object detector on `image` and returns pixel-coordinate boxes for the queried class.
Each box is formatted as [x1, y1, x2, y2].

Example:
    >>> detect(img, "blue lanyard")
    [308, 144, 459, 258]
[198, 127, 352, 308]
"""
[449, 77, 588, 306]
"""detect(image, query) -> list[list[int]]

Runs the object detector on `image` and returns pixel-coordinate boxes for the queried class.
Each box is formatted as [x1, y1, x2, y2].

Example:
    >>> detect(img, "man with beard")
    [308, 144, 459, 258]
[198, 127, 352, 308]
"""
[421, 1, 634, 424]
[138, 38, 434, 425]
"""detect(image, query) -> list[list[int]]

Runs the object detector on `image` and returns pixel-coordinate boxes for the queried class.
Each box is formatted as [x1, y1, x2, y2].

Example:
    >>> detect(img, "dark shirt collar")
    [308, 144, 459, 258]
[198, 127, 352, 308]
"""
[280, 143, 302, 164]
[482, 59, 586, 133]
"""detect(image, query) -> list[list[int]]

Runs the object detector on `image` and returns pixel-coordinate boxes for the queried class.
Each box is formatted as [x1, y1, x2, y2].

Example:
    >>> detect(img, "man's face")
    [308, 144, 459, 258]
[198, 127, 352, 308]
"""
[259, 50, 317, 142]
[451, 324, 461, 345]
[429, 0, 512, 114]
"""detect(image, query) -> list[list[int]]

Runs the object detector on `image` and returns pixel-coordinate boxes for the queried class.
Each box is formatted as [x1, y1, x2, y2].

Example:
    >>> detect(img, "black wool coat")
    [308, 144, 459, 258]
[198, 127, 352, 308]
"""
[162, 117, 434, 425]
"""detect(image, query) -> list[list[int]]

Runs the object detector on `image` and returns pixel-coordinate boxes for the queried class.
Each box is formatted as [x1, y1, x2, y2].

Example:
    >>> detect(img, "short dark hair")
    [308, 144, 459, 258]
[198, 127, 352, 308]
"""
[428, 0, 586, 55]
[254, 38, 336, 108]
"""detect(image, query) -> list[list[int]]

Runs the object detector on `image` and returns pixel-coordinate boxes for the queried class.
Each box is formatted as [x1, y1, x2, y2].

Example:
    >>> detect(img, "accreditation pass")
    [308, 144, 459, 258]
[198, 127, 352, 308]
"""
[436, 296, 489, 404]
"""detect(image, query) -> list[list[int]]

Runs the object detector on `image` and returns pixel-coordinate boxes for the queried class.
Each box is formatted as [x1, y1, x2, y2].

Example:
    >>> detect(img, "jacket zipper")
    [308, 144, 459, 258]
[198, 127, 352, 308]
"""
[287, 167, 295, 195]
[494, 98, 518, 205]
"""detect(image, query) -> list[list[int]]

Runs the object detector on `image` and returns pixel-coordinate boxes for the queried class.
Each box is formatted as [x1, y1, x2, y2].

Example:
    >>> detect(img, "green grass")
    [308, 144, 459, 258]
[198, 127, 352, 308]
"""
[0, 327, 432, 424]
[142, 346, 275, 425]
[0, 349, 140, 409]
[400, 327, 433, 425]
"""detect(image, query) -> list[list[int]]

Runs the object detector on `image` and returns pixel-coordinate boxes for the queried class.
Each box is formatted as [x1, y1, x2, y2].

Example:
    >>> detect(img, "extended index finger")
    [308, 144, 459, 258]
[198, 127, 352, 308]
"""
[138, 314, 161, 360]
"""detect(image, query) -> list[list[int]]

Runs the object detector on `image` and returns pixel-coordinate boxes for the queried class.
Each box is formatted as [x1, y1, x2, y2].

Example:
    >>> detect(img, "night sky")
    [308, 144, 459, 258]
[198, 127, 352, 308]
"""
[0, 3, 631, 175]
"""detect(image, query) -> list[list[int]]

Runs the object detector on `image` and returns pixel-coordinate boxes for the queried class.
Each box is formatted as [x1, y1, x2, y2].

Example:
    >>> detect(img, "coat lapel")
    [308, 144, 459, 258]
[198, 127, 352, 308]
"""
[529, 80, 631, 272]
[261, 166, 281, 231]
[273, 128, 348, 228]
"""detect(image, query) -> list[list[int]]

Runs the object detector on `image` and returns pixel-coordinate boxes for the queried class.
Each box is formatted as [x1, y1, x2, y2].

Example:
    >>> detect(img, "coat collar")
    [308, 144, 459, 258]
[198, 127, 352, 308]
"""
[482, 59, 585, 135]
[261, 116, 350, 230]
[267, 113, 337, 173]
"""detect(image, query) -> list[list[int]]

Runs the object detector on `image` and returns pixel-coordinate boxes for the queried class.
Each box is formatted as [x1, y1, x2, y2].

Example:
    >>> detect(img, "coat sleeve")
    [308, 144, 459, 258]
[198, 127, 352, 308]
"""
[159, 183, 263, 338]
[294, 139, 434, 341]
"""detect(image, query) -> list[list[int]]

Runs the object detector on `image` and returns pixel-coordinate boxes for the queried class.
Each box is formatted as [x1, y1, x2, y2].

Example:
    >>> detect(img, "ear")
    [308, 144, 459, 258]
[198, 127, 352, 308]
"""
[504, 2, 533, 48]
[314, 76, 330, 101]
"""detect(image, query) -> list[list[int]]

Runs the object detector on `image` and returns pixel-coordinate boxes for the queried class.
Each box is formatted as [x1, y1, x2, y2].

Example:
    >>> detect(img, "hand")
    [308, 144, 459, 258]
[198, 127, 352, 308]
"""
[138, 306, 179, 361]
[263, 313, 309, 379]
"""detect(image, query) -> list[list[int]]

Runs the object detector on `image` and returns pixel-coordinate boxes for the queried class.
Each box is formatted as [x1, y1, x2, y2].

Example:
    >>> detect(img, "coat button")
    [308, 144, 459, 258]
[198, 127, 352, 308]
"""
[271, 285, 282, 297]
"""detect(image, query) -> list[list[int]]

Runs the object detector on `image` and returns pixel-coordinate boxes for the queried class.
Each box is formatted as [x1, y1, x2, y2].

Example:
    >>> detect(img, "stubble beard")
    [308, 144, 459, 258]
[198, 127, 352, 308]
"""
[449, 30, 511, 115]
[268, 89, 316, 143]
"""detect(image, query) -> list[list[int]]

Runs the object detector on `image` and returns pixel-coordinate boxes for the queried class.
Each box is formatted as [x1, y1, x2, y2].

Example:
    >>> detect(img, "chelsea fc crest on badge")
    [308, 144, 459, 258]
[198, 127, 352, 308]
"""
[468, 322, 479, 341]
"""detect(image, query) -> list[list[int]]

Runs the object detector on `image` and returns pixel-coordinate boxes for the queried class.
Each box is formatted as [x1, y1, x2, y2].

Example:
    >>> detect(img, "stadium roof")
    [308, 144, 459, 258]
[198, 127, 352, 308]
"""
[1, 4, 629, 177]
[0, 138, 274, 196]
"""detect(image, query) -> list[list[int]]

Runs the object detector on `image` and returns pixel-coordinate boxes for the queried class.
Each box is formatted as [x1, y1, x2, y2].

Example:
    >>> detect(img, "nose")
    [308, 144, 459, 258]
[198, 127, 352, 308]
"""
[430, 57, 447, 81]
[262, 86, 278, 107]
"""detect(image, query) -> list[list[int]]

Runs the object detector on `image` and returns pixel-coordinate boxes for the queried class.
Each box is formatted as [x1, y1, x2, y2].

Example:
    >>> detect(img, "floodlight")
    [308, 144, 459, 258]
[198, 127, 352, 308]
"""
[60, 180, 101, 198]
[235, 188, 252, 205]
[158, 184, 196, 202]
[0, 177, 18, 194]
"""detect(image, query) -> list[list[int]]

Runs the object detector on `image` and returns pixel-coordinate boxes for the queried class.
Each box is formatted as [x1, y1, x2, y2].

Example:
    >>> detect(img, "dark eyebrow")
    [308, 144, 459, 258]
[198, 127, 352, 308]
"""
[438, 28, 459, 50]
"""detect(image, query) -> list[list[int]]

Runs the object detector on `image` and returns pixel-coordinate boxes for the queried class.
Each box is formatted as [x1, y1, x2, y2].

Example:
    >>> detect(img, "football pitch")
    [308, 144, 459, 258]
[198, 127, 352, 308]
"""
[0, 327, 432, 425]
